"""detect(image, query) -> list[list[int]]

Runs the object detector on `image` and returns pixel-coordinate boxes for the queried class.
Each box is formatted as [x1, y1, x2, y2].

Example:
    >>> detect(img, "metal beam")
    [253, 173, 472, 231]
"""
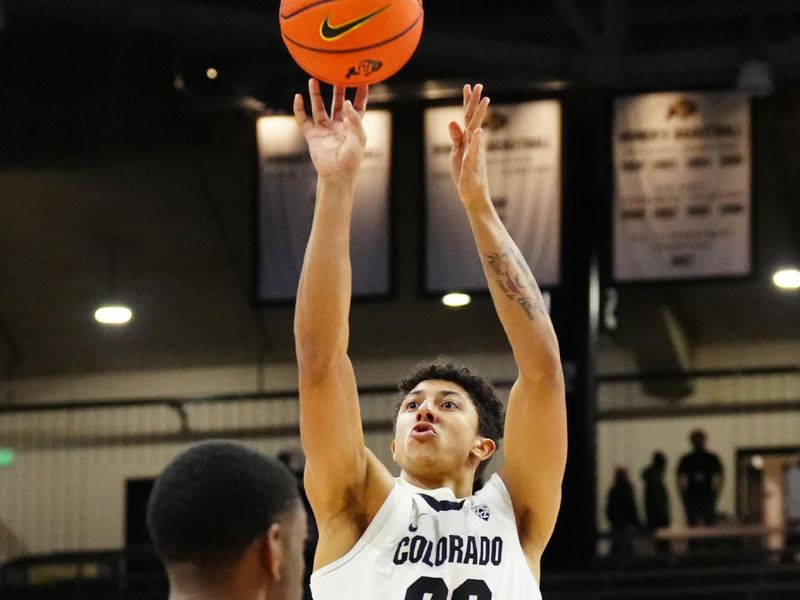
[602, 0, 629, 54]
[414, 29, 572, 72]
[624, 35, 800, 71]
[547, 0, 603, 48]
[617, 289, 694, 400]
[575, 34, 800, 87]
[6, 0, 282, 45]
[600, 399, 800, 421]
[632, 0, 800, 24]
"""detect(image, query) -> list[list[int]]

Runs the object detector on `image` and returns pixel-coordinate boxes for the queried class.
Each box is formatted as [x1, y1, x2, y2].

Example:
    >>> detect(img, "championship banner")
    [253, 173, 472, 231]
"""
[613, 91, 751, 282]
[256, 110, 392, 302]
[424, 101, 562, 293]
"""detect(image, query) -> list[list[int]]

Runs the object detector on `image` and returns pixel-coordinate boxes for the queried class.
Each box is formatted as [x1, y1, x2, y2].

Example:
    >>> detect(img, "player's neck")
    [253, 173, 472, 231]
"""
[168, 561, 268, 600]
[400, 469, 475, 498]
[169, 582, 267, 600]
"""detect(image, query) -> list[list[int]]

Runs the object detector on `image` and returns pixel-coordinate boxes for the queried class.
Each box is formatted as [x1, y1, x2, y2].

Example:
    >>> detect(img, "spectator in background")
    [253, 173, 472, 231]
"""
[677, 429, 724, 528]
[278, 448, 318, 600]
[641, 451, 670, 553]
[146, 440, 307, 600]
[606, 466, 640, 556]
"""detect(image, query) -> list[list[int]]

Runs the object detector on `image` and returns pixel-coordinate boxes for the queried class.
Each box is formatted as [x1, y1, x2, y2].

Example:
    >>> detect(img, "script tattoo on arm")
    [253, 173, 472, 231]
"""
[485, 246, 548, 321]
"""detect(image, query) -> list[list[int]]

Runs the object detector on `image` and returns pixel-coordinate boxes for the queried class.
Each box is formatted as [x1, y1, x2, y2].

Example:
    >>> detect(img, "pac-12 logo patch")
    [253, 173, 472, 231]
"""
[471, 503, 490, 521]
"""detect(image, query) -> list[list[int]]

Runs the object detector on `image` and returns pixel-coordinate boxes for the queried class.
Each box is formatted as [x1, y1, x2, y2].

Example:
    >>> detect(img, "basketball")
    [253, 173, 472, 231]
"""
[279, 0, 424, 86]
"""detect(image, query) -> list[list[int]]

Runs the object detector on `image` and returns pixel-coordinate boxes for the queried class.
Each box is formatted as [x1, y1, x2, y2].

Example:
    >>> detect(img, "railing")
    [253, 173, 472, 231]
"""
[0, 547, 166, 599]
[4, 542, 800, 600]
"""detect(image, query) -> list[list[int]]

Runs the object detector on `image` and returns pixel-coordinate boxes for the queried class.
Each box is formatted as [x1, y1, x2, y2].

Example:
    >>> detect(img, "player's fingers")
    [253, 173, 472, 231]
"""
[308, 78, 329, 125]
[331, 85, 346, 120]
[470, 83, 484, 114]
[468, 97, 490, 133]
[464, 83, 482, 127]
[464, 128, 484, 168]
[293, 93, 313, 134]
[353, 85, 369, 115]
[344, 100, 367, 143]
[464, 86, 475, 124]
[448, 121, 464, 150]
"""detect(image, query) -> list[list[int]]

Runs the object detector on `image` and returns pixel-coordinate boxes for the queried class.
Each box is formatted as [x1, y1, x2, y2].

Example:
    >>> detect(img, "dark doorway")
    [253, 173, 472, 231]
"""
[124, 477, 165, 591]
[125, 478, 156, 548]
[737, 447, 800, 551]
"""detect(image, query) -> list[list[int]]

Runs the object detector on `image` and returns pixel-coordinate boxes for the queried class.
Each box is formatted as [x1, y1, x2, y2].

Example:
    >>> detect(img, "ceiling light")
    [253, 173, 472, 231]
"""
[442, 292, 471, 308]
[206, 67, 219, 80]
[772, 268, 800, 290]
[95, 305, 133, 325]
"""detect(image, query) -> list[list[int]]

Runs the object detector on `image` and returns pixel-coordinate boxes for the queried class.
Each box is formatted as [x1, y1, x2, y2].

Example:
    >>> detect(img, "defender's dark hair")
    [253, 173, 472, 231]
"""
[146, 440, 299, 568]
[397, 362, 505, 479]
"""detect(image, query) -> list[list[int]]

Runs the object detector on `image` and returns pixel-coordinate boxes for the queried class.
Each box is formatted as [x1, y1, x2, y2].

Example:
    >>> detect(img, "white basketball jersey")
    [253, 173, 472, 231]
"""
[310, 473, 542, 599]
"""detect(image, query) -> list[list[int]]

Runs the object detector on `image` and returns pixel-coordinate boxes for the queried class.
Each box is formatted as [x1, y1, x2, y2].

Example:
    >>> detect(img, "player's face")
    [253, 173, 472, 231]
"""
[392, 379, 484, 477]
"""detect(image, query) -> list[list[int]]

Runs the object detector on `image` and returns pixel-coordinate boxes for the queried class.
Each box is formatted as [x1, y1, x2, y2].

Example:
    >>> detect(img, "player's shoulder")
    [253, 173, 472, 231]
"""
[476, 472, 507, 494]
[311, 451, 398, 570]
[363, 448, 398, 516]
[308, 448, 394, 528]
[475, 473, 515, 512]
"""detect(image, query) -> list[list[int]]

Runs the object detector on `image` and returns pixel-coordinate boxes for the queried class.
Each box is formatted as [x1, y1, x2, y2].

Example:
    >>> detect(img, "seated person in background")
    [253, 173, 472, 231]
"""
[146, 440, 307, 600]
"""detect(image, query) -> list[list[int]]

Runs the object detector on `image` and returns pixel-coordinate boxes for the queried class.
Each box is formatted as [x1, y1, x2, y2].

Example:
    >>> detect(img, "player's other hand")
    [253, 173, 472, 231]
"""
[448, 83, 491, 205]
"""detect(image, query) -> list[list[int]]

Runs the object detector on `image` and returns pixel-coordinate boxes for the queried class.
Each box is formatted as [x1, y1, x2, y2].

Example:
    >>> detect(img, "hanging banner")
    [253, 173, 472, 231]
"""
[256, 111, 392, 302]
[424, 100, 562, 294]
[613, 91, 751, 281]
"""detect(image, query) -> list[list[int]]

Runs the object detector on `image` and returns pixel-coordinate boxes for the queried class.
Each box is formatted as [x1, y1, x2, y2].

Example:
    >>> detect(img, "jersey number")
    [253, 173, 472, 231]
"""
[404, 576, 491, 599]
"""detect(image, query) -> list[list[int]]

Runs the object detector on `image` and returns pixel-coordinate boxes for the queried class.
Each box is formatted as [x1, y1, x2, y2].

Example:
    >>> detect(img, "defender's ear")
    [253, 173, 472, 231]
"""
[263, 522, 284, 581]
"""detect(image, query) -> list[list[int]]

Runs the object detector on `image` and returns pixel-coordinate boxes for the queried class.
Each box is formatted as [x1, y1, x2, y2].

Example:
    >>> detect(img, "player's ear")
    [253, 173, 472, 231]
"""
[263, 522, 285, 581]
[390, 439, 397, 457]
[472, 436, 496, 462]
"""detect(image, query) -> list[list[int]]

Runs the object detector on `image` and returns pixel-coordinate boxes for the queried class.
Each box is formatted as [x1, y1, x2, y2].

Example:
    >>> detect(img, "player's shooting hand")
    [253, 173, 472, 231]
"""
[294, 78, 369, 182]
[449, 83, 491, 205]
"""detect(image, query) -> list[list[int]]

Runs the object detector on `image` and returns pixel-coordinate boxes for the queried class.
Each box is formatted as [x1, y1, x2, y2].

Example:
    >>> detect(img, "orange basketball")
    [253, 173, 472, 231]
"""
[279, 0, 424, 86]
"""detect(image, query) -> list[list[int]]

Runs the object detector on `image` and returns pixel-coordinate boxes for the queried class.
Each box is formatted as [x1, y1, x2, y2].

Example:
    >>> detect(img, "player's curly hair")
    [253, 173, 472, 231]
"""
[396, 361, 505, 480]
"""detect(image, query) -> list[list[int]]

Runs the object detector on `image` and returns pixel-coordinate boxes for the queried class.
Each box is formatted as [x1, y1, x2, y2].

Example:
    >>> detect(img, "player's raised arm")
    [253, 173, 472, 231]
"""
[292, 79, 374, 523]
[448, 84, 567, 563]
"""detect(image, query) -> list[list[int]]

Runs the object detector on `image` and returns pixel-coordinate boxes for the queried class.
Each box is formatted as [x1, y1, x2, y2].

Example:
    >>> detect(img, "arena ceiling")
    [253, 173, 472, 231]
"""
[0, 0, 798, 380]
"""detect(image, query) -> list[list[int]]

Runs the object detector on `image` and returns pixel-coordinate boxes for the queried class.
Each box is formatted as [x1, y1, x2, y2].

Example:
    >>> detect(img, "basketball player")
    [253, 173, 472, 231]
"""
[292, 79, 566, 598]
[146, 440, 308, 600]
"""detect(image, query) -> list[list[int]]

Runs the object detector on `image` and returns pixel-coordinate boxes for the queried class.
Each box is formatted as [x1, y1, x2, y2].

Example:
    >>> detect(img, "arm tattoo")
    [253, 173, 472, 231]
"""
[485, 246, 547, 321]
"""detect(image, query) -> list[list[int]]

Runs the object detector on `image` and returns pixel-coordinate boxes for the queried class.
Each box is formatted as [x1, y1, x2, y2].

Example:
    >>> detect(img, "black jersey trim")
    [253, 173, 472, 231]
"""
[418, 494, 466, 512]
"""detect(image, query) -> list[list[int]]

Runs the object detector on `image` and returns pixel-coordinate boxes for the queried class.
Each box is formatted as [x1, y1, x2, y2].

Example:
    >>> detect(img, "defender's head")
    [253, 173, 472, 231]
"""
[392, 362, 504, 482]
[147, 440, 306, 599]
